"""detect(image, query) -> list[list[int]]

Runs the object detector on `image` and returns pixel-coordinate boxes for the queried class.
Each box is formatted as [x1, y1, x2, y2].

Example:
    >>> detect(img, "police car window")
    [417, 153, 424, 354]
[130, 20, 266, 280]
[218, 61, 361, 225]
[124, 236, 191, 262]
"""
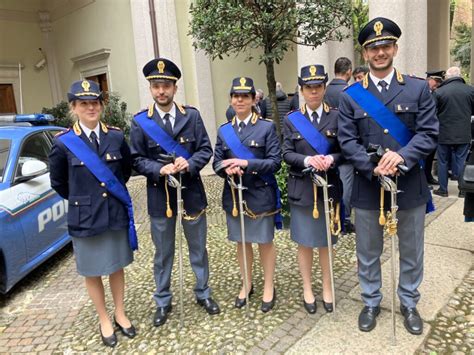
[14, 133, 50, 179]
[0, 139, 11, 183]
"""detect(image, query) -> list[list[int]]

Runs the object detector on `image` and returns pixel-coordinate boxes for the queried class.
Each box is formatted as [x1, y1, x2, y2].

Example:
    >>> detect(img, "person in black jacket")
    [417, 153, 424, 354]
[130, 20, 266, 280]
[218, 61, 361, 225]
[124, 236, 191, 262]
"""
[283, 64, 343, 314]
[325, 57, 352, 108]
[49, 80, 135, 347]
[433, 66, 474, 197]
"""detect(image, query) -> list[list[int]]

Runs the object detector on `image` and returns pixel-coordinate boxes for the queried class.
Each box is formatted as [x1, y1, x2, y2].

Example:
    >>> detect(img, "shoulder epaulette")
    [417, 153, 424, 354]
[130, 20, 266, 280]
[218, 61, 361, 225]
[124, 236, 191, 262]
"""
[54, 128, 70, 137]
[287, 109, 299, 115]
[343, 81, 359, 91]
[219, 120, 232, 127]
[408, 74, 425, 81]
[262, 118, 273, 122]
[134, 108, 147, 115]
[107, 125, 121, 131]
[183, 104, 197, 110]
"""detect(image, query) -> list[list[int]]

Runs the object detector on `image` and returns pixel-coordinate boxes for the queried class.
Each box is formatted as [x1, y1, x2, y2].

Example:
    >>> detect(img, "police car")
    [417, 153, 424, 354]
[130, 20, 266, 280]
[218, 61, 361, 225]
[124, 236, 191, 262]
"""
[0, 114, 70, 293]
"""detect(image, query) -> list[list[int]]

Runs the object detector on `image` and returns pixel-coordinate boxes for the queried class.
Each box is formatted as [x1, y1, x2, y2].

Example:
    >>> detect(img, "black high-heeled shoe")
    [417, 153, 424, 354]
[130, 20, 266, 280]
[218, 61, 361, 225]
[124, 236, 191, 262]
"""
[261, 288, 276, 313]
[100, 325, 117, 348]
[322, 300, 334, 313]
[303, 298, 317, 314]
[114, 316, 137, 338]
[235, 284, 254, 308]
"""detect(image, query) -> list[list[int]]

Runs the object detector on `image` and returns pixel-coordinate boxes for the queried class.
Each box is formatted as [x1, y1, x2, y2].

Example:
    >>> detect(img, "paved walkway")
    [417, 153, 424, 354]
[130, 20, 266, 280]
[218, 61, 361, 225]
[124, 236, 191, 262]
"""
[0, 177, 471, 354]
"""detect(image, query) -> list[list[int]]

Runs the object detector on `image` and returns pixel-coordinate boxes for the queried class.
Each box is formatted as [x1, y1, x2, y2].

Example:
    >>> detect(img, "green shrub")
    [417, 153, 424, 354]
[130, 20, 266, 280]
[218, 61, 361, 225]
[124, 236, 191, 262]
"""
[276, 161, 289, 219]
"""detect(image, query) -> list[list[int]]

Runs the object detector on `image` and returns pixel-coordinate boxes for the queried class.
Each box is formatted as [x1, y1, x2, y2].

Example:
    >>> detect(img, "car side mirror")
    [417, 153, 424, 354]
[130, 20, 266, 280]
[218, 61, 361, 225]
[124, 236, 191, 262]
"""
[16, 159, 48, 183]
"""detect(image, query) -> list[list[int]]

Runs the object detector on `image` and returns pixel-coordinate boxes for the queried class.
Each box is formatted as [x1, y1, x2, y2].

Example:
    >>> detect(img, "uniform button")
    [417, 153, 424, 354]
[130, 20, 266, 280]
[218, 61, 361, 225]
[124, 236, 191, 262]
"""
[405, 107, 409, 110]
[385, 148, 390, 152]
[75, 201, 78, 205]
[100, 182, 106, 187]
[363, 113, 367, 117]
[383, 129, 389, 134]
[153, 183, 157, 187]
[80, 161, 84, 165]
[102, 192, 108, 198]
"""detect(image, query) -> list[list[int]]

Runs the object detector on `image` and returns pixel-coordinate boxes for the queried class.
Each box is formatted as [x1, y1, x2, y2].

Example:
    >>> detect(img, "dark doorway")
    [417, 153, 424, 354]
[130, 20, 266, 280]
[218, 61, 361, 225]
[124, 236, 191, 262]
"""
[85, 73, 109, 101]
[0, 84, 17, 114]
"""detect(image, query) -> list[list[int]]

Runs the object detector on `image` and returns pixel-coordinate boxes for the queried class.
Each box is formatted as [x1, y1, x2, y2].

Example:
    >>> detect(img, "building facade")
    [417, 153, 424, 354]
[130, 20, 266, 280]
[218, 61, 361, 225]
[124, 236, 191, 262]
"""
[0, 0, 469, 142]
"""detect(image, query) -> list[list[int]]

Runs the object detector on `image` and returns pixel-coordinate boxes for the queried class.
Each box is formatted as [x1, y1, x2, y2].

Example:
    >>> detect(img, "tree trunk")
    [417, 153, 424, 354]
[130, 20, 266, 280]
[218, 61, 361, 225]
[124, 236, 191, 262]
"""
[264, 59, 281, 137]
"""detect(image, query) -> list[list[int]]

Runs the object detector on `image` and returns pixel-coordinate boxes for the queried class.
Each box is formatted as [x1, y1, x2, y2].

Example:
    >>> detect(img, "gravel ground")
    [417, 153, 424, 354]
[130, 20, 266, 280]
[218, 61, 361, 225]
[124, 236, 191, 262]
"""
[58, 175, 358, 353]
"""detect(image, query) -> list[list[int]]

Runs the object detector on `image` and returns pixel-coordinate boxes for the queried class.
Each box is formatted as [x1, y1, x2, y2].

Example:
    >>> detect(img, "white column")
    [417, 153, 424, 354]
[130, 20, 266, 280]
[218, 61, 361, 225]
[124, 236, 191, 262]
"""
[130, 0, 155, 108]
[154, 0, 185, 104]
[369, 0, 427, 76]
[328, 30, 355, 80]
[38, 11, 63, 104]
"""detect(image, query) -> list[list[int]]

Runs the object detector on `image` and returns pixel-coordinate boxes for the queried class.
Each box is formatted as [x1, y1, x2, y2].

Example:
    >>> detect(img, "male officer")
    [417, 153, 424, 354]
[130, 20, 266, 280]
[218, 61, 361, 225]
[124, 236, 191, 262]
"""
[130, 58, 220, 327]
[338, 18, 438, 335]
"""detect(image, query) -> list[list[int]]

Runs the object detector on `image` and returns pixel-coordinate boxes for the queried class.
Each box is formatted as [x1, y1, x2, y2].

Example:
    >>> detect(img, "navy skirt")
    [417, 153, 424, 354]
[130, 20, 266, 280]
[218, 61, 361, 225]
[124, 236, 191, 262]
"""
[290, 203, 338, 248]
[72, 229, 133, 277]
[226, 212, 274, 244]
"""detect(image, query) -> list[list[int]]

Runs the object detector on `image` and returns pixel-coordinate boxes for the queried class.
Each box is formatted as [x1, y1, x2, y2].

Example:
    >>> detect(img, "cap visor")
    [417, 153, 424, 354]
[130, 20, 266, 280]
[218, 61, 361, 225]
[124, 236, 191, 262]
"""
[365, 39, 396, 48]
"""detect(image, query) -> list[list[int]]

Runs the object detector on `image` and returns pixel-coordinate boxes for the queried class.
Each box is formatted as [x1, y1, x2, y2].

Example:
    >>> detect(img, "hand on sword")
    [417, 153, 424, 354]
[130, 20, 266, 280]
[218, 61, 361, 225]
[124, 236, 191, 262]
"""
[373, 150, 404, 176]
[221, 158, 248, 176]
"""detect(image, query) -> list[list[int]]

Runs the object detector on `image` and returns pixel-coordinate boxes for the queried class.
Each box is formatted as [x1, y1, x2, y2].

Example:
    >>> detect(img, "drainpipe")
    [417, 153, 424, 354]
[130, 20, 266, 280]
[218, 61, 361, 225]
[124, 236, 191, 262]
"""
[149, 0, 159, 57]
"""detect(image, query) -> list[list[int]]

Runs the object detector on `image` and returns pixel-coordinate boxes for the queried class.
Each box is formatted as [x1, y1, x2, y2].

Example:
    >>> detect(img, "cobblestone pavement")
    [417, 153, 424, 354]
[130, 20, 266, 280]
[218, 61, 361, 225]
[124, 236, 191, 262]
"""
[0, 176, 469, 354]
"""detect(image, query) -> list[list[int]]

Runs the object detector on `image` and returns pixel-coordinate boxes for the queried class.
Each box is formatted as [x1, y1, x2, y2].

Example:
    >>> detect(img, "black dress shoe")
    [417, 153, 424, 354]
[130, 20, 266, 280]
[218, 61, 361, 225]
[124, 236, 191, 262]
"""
[358, 306, 380, 332]
[100, 325, 117, 348]
[153, 305, 172, 327]
[400, 306, 423, 335]
[197, 297, 221, 315]
[261, 288, 276, 313]
[433, 189, 448, 197]
[303, 299, 317, 314]
[427, 177, 438, 185]
[114, 317, 136, 338]
[235, 285, 254, 309]
[322, 301, 333, 313]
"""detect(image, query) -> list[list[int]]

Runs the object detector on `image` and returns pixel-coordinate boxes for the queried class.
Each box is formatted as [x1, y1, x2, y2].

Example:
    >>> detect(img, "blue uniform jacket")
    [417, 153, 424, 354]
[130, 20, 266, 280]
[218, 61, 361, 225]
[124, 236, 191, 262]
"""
[49, 122, 132, 237]
[130, 103, 212, 217]
[282, 104, 343, 206]
[213, 115, 282, 215]
[337, 70, 439, 210]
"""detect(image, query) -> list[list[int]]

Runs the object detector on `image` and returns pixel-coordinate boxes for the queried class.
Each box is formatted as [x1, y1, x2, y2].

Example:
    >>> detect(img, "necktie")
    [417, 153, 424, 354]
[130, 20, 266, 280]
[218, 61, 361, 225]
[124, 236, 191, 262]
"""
[311, 111, 319, 128]
[89, 131, 99, 152]
[238, 121, 246, 137]
[163, 113, 173, 136]
[378, 80, 389, 93]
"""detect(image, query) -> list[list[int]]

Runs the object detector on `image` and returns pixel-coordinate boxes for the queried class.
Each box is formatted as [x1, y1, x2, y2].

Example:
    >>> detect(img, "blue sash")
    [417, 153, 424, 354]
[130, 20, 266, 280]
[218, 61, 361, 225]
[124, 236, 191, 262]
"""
[287, 110, 330, 155]
[135, 111, 191, 159]
[345, 82, 435, 213]
[220, 123, 282, 229]
[345, 82, 413, 146]
[59, 131, 138, 250]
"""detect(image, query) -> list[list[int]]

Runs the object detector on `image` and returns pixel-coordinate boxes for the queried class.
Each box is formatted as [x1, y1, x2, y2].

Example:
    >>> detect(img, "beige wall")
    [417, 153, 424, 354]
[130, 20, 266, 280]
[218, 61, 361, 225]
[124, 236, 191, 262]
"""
[0, 20, 53, 113]
[51, 0, 141, 112]
[427, 0, 450, 71]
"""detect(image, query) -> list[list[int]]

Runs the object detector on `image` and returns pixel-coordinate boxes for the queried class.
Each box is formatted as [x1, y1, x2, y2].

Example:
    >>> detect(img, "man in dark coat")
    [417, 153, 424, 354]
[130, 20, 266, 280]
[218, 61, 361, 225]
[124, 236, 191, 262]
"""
[432, 66, 474, 197]
[325, 57, 352, 108]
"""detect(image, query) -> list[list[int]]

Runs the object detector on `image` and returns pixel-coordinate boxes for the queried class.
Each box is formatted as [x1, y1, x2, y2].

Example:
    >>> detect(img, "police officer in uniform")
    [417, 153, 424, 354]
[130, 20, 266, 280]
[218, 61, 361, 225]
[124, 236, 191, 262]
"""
[282, 65, 343, 314]
[130, 58, 220, 327]
[49, 80, 136, 347]
[338, 18, 438, 334]
[213, 77, 281, 312]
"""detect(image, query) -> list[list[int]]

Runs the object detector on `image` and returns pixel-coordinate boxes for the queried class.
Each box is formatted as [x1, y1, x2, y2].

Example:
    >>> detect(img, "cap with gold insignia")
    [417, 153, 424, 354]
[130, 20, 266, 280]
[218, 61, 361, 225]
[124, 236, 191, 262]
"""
[298, 64, 328, 86]
[230, 77, 256, 95]
[67, 79, 103, 102]
[142, 57, 181, 82]
[358, 17, 401, 48]
[426, 70, 445, 81]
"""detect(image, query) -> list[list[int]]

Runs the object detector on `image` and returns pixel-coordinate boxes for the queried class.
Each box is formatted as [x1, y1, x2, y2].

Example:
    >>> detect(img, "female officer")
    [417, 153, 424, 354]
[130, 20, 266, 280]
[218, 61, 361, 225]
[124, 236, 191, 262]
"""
[282, 65, 342, 314]
[49, 80, 136, 347]
[213, 77, 281, 312]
